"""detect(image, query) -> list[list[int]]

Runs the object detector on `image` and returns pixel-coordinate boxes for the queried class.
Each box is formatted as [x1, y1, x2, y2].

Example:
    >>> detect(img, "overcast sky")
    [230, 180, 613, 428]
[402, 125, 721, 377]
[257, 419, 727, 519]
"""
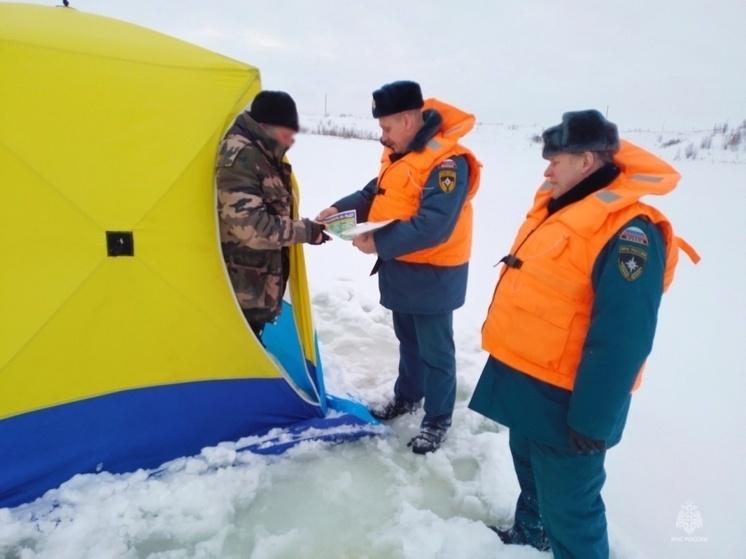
[12, 0, 746, 130]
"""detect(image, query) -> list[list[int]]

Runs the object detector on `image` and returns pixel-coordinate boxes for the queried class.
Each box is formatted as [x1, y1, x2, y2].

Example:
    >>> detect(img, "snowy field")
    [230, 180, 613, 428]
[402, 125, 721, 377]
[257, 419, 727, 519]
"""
[1, 118, 744, 559]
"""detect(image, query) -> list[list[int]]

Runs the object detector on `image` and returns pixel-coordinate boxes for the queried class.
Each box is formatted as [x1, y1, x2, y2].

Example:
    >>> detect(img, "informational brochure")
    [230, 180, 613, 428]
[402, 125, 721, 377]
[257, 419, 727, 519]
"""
[321, 210, 394, 241]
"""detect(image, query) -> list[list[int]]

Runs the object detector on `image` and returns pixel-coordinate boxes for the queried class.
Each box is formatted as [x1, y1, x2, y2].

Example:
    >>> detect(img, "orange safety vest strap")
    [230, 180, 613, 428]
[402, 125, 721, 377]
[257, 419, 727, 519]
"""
[677, 236, 701, 264]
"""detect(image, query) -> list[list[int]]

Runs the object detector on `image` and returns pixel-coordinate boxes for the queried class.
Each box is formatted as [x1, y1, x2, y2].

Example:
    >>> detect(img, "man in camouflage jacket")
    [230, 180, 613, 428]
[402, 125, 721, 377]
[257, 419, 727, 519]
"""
[216, 91, 327, 338]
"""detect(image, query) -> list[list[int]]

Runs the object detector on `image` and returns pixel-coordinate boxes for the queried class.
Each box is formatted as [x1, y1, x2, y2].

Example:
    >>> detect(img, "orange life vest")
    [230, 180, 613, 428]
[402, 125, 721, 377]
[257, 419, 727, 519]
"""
[368, 98, 481, 266]
[481, 140, 700, 391]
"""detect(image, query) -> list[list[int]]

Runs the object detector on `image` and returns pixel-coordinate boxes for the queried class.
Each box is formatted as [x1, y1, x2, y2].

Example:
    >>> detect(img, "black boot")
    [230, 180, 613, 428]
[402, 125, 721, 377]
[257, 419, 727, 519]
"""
[370, 397, 420, 421]
[407, 421, 449, 454]
[487, 525, 551, 552]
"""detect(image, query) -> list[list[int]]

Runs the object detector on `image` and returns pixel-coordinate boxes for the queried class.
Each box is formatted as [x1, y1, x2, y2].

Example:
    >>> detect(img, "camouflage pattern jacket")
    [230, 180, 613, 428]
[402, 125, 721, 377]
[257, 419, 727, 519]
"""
[216, 112, 312, 325]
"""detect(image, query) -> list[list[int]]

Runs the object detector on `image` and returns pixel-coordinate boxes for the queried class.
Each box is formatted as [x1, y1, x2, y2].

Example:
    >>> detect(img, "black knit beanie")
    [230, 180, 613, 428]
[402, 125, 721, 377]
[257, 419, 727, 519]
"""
[249, 91, 299, 132]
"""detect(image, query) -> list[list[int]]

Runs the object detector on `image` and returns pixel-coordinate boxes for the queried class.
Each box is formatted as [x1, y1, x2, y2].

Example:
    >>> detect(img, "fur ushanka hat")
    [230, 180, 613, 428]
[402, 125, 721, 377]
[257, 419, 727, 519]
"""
[542, 110, 620, 158]
[371, 81, 424, 118]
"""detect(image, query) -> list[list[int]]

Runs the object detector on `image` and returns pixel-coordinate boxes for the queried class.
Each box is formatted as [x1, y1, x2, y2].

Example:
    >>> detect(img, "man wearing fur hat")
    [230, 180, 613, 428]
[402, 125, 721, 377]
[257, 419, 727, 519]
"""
[470, 110, 698, 556]
[317, 81, 481, 454]
[217, 91, 328, 340]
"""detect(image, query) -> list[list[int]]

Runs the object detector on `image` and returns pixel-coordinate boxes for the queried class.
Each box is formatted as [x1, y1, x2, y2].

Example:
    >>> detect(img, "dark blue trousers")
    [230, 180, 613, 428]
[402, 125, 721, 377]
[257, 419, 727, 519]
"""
[509, 430, 609, 558]
[392, 311, 456, 426]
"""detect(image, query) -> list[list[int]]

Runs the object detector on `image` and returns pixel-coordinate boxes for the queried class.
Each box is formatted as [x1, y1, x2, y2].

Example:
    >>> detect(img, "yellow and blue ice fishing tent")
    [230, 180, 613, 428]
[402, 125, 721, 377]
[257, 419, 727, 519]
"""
[0, 3, 375, 509]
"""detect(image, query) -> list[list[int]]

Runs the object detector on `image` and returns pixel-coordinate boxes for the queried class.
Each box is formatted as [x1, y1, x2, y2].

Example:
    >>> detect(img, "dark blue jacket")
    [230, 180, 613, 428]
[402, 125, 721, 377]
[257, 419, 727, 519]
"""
[469, 214, 666, 450]
[334, 110, 471, 314]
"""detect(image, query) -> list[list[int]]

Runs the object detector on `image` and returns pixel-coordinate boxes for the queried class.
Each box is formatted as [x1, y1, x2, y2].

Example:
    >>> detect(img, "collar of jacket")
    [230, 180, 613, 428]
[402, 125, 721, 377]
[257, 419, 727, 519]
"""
[388, 109, 443, 163]
[529, 140, 682, 222]
[232, 111, 288, 163]
[547, 163, 621, 216]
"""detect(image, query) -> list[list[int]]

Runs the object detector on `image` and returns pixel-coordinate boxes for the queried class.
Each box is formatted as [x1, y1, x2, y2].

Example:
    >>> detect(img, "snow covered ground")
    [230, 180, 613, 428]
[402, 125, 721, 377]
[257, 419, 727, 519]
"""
[1, 119, 744, 558]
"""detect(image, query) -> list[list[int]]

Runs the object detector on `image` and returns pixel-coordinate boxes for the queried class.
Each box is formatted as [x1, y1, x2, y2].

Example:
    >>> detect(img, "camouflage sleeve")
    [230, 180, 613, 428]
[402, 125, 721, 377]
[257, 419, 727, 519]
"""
[216, 146, 310, 248]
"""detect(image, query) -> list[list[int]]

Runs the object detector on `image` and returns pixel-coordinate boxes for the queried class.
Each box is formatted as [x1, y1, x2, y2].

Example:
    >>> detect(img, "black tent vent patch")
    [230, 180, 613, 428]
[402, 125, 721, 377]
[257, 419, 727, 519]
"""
[106, 231, 134, 257]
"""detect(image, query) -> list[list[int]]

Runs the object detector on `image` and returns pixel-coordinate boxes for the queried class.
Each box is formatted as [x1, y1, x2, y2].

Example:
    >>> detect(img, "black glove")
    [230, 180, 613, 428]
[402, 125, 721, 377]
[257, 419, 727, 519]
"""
[568, 427, 606, 455]
[306, 219, 331, 245]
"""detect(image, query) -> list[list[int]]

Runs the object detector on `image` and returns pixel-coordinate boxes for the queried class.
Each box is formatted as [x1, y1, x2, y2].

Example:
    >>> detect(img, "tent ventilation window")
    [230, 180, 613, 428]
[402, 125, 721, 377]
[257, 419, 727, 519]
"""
[106, 231, 134, 257]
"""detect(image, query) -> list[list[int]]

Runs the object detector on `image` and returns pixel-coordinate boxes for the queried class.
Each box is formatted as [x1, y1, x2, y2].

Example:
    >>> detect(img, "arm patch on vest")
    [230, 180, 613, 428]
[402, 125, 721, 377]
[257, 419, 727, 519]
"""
[439, 170, 457, 193]
[618, 244, 648, 281]
[619, 225, 649, 246]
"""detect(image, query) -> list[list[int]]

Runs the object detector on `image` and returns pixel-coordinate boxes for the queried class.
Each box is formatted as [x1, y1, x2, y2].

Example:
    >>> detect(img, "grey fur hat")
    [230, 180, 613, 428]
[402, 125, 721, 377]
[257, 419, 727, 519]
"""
[542, 110, 620, 158]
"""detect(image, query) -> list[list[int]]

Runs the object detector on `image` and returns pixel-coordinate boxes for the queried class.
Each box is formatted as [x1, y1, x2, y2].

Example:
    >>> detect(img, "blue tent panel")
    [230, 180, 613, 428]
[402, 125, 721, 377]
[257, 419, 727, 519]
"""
[0, 378, 320, 509]
[264, 301, 325, 403]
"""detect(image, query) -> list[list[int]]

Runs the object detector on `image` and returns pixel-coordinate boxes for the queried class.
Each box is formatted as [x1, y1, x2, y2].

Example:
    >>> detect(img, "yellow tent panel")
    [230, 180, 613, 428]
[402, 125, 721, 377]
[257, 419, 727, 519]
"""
[0, 4, 377, 509]
[0, 4, 277, 420]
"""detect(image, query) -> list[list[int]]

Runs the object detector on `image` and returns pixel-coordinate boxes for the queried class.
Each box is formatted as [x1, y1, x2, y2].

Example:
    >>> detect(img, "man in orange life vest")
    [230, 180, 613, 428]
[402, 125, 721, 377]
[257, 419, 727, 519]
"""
[317, 81, 480, 453]
[469, 110, 698, 556]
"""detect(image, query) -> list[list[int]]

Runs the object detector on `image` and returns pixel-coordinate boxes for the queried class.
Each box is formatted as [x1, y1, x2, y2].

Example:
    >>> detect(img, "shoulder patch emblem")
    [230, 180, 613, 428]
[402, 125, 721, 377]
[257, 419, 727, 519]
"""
[620, 226, 649, 246]
[618, 245, 648, 281]
[438, 158, 457, 170]
[439, 170, 456, 193]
